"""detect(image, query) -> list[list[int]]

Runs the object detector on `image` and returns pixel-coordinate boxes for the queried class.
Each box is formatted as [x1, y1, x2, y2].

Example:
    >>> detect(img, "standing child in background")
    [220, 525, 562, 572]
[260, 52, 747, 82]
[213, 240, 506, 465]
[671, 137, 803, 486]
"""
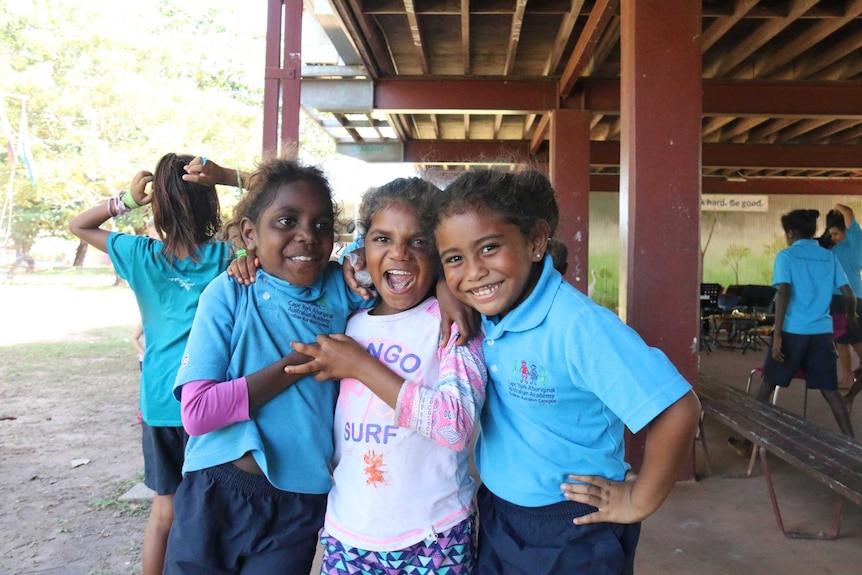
[164, 160, 372, 575]
[731, 210, 855, 454]
[69, 153, 231, 575]
[284, 178, 487, 574]
[431, 168, 701, 575]
[825, 204, 862, 408]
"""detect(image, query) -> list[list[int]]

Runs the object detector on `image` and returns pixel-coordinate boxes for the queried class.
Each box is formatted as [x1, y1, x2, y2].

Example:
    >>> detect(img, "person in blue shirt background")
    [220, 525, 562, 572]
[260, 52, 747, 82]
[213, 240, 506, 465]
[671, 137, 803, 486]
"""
[738, 210, 856, 451]
[69, 153, 231, 575]
[826, 204, 862, 408]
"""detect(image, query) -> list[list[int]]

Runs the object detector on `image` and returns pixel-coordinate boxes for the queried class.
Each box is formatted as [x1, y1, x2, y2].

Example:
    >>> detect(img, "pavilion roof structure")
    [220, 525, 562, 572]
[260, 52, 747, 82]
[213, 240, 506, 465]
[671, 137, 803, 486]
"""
[299, 0, 862, 191]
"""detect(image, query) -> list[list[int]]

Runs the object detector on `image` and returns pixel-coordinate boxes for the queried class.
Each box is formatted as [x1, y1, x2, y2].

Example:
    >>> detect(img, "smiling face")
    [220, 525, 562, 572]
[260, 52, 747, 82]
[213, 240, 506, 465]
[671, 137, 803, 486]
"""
[436, 206, 548, 318]
[240, 180, 334, 286]
[365, 202, 437, 315]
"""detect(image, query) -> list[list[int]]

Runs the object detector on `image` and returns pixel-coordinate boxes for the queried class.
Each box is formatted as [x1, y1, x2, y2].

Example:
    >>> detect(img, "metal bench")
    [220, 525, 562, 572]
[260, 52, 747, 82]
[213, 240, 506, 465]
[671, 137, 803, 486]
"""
[696, 377, 862, 539]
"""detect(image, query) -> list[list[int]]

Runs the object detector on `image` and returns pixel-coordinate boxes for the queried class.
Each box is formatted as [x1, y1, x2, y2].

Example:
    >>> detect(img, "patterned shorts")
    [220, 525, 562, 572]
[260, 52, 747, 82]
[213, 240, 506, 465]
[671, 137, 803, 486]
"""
[319, 515, 476, 575]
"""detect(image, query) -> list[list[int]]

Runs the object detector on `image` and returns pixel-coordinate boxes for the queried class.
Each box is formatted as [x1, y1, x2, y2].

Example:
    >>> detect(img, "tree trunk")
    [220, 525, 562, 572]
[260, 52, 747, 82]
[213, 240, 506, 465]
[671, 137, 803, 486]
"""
[73, 240, 88, 267]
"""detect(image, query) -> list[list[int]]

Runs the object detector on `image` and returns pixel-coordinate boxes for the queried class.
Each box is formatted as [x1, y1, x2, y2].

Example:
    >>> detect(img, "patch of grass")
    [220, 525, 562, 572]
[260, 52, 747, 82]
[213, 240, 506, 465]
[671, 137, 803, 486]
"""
[89, 474, 151, 518]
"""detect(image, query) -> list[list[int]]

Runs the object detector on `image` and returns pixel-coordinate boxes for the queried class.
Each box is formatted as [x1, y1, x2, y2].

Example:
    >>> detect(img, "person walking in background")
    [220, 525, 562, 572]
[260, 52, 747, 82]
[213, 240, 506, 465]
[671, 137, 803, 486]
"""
[431, 168, 700, 575]
[284, 178, 487, 574]
[69, 153, 231, 575]
[825, 204, 862, 409]
[731, 210, 855, 458]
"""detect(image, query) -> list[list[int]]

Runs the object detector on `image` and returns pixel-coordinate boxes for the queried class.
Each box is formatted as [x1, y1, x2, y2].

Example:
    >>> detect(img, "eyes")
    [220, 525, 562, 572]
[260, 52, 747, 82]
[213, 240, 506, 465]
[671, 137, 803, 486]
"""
[442, 243, 499, 265]
[369, 234, 431, 250]
[275, 215, 333, 233]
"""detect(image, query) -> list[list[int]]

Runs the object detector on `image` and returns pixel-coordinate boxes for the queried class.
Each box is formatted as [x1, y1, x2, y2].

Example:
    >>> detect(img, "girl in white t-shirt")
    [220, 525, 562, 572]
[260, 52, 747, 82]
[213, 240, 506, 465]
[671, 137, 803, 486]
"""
[285, 177, 487, 575]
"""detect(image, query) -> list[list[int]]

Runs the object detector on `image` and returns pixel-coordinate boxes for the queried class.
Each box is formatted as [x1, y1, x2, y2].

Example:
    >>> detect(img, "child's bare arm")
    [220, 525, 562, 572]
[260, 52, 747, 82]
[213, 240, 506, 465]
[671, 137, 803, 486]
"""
[560, 390, 701, 525]
[244, 350, 315, 411]
[181, 157, 240, 187]
[285, 335, 404, 407]
[436, 279, 479, 345]
[69, 170, 153, 253]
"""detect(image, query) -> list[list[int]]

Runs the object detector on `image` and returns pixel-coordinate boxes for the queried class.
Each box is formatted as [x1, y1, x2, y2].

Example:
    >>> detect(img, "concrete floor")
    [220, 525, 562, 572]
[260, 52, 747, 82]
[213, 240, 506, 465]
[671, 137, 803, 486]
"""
[634, 346, 862, 574]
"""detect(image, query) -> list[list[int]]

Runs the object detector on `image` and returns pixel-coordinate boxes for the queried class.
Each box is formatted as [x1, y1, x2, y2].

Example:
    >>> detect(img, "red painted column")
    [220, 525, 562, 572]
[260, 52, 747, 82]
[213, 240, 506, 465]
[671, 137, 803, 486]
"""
[263, 0, 302, 159]
[619, 1, 701, 478]
[550, 109, 591, 294]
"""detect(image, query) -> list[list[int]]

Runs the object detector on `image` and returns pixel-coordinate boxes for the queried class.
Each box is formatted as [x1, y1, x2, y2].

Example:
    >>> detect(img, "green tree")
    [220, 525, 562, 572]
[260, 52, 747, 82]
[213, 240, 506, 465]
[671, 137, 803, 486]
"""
[722, 244, 751, 285]
[0, 0, 271, 260]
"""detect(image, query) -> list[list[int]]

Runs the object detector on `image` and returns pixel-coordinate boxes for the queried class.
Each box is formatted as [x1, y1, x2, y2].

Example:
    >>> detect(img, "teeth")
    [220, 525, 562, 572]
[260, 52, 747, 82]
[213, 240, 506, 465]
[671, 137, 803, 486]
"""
[471, 284, 497, 297]
[292, 256, 313, 262]
[387, 270, 410, 275]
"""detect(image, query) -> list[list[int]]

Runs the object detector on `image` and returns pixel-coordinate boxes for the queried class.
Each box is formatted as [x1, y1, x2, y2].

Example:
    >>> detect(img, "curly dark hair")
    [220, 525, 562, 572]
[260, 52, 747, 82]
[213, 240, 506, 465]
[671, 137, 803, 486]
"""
[357, 177, 440, 238]
[150, 152, 221, 265]
[432, 168, 559, 239]
[223, 159, 341, 252]
[780, 209, 819, 239]
[826, 209, 846, 232]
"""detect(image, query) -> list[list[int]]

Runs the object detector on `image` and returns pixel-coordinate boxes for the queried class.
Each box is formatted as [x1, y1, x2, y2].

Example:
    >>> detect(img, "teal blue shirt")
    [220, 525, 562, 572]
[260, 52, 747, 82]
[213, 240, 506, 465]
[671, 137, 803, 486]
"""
[773, 239, 847, 334]
[832, 219, 862, 297]
[107, 233, 230, 426]
[476, 256, 691, 507]
[174, 265, 368, 493]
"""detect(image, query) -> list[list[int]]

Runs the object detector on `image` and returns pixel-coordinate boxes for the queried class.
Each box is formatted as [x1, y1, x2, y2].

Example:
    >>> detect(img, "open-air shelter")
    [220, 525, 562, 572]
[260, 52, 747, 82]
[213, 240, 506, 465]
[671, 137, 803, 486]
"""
[260, 0, 862, 477]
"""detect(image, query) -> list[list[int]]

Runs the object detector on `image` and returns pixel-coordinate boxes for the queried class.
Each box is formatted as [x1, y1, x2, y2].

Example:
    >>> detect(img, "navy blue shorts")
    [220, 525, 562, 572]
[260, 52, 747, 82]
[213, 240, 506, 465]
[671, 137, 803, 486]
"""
[835, 300, 862, 344]
[141, 422, 187, 495]
[164, 462, 326, 575]
[763, 332, 838, 390]
[476, 485, 640, 575]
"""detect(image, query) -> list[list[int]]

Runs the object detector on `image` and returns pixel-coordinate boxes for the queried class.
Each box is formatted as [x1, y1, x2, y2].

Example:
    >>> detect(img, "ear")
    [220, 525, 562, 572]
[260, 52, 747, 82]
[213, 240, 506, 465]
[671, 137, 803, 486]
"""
[239, 218, 257, 251]
[529, 220, 551, 261]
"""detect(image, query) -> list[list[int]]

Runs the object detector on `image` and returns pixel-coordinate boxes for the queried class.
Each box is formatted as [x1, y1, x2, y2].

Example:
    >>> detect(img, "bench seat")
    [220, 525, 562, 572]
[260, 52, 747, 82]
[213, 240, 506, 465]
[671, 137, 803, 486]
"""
[696, 377, 862, 538]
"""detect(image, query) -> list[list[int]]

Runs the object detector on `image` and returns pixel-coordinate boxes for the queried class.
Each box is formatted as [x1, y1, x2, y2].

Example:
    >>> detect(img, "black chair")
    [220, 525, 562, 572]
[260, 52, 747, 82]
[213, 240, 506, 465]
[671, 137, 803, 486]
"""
[700, 283, 722, 353]
[737, 285, 777, 353]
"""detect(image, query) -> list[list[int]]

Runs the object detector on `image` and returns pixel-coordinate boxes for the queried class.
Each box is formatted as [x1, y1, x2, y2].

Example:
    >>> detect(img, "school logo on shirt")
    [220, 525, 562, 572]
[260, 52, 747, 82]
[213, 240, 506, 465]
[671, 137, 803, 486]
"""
[286, 300, 334, 330]
[507, 360, 557, 405]
[168, 276, 194, 291]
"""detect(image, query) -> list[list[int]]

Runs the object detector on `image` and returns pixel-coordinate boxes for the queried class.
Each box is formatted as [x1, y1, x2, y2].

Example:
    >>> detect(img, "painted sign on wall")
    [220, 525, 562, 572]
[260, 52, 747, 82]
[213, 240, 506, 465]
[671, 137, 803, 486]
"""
[701, 194, 768, 212]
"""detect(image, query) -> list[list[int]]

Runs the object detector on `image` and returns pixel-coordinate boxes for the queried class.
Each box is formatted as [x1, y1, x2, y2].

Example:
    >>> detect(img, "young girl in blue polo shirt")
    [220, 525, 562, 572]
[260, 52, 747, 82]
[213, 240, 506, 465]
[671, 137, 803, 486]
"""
[748, 210, 855, 436]
[164, 159, 370, 574]
[69, 153, 230, 575]
[432, 168, 701, 575]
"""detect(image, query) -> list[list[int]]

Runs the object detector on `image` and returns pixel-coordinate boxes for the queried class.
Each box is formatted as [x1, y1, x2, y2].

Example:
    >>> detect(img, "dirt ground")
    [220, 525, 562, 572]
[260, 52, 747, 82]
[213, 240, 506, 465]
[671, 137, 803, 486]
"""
[1, 280, 147, 575]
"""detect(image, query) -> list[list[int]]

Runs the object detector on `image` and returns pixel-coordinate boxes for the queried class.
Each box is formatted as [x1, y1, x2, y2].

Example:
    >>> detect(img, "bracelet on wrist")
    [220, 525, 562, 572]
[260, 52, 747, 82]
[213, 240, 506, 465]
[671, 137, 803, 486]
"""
[108, 194, 132, 218]
[121, 189, 141, 210]
[235, 249, 248, 259]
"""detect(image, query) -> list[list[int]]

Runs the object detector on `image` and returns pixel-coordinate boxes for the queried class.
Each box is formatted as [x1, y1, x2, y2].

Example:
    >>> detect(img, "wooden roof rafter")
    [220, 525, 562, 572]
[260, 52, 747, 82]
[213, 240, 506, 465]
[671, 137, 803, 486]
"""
[503, 1, 528, 75]
[705, 0, 823, 78]
[402, 1, 430, 75]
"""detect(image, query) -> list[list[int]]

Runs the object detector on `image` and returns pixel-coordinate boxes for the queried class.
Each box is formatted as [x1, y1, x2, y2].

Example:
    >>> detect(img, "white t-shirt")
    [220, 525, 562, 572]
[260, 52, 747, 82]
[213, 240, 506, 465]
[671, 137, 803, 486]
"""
[324, 298, 487, 551]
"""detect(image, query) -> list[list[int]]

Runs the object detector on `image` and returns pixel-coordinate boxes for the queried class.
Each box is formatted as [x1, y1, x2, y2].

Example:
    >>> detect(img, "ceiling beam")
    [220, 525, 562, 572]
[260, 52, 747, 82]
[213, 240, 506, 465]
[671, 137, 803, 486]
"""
[401, 139, 861, 172]
[590, 174, 862, 195]
[374, 78, 560, 112]
[559, 0, 619, 98]
[592, 141, 862, 170]
[503, 1, 527, 75]
[583, 78, 862, 118]
[303, 77, 862, 117]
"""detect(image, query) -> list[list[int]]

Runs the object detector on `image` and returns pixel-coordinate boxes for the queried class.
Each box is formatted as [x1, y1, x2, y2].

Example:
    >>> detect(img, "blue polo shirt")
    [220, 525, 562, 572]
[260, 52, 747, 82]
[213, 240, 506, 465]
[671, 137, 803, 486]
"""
[773, 239, 848, 335]
[174, 264, 368, 494]
[107, 233, 231, 426]
[476, 256, 691, 507]
[832, 219, 862, 297]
